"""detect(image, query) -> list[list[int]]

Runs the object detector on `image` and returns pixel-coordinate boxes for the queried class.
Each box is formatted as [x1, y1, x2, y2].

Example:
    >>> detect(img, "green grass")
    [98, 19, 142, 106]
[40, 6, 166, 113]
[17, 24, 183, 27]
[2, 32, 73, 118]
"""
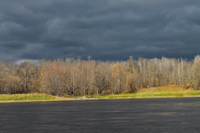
[0, 93, 56, 101]
[1, 85, 200, 101]
[83, 90, 200, 99]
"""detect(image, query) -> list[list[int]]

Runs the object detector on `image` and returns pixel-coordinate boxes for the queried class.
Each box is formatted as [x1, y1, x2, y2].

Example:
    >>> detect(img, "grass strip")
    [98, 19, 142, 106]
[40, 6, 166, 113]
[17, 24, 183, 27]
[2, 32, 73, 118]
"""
[0, 93, 55, 101]
[83, 90, 200, 99]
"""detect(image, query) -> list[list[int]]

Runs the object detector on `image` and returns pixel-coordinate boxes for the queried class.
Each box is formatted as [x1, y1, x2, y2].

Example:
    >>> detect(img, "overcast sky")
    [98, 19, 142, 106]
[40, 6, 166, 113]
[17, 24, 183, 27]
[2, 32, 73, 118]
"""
[0, 0, 200, 61]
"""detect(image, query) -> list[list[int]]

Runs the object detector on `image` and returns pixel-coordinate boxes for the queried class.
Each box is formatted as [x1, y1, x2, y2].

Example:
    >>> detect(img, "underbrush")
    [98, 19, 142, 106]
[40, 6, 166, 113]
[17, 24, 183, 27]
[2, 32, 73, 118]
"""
[1, 85, 200, 101]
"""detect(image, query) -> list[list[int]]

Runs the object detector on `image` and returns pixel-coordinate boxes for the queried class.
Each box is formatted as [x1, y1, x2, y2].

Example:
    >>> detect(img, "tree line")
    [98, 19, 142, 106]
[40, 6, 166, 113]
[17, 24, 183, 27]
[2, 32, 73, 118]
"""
[1, 55, 200, 96]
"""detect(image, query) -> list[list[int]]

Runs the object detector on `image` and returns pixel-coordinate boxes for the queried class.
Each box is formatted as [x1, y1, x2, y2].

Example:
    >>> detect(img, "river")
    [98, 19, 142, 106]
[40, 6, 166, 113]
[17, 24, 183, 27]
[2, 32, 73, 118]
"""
[0, 98, 200, 133]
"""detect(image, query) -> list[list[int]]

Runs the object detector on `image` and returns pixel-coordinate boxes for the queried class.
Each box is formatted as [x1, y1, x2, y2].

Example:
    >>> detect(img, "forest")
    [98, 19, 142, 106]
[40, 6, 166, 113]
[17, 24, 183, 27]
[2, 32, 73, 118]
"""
[0, 55, 200, 96]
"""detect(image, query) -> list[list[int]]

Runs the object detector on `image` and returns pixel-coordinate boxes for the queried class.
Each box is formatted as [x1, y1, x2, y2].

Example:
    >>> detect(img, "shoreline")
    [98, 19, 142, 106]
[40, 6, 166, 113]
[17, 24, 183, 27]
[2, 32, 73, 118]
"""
[1, 95, 200, 103]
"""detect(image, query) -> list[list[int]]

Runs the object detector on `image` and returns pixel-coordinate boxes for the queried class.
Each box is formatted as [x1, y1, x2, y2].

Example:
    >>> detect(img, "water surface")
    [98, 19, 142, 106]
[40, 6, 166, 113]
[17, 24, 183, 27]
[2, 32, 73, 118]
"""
[0, 98, 200, 133]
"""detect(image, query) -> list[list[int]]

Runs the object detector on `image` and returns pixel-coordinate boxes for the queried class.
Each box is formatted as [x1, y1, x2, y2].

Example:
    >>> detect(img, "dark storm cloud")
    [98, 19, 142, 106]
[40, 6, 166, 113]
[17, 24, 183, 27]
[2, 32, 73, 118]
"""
[0, 0, 200, 61]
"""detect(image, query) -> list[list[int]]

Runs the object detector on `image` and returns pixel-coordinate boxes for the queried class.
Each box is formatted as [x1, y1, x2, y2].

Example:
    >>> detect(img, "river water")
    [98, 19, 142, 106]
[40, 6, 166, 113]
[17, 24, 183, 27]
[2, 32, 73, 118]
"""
[0, 98, 200, 133]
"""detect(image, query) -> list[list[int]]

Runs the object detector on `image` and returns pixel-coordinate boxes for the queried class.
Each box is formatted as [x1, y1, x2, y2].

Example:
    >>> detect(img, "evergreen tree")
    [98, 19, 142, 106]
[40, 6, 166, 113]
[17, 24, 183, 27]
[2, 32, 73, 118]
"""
[137, 65, 140, 73]
[127, 56, 133, 73]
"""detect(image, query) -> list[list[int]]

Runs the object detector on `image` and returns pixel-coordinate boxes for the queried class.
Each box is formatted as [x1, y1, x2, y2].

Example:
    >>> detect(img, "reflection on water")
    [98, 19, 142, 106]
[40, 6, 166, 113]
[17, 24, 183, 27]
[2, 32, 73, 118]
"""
[145, 112, 177, 115]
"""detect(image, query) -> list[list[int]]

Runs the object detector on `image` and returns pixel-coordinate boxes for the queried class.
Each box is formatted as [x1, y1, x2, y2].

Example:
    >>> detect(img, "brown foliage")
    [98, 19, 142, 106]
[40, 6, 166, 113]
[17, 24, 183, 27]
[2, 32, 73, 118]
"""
[1, 55, 200, 96]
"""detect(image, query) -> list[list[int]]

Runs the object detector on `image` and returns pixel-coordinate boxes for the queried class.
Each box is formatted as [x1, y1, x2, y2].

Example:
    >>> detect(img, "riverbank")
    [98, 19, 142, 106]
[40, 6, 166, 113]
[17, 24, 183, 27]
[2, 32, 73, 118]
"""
[1, 85, 200, 103]
[0, 93, 95, 103]
[86, 85, 200, 99]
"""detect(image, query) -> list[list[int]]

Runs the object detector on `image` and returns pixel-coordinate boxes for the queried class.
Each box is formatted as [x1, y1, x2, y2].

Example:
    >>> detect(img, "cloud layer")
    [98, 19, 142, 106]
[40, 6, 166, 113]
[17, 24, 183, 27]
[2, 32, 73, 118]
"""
[0, 0, 200, 61]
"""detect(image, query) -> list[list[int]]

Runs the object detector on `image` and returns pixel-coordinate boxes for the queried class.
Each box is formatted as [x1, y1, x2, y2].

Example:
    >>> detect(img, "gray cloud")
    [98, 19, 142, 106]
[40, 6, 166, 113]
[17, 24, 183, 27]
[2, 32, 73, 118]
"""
[0, 0, 200, 61]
